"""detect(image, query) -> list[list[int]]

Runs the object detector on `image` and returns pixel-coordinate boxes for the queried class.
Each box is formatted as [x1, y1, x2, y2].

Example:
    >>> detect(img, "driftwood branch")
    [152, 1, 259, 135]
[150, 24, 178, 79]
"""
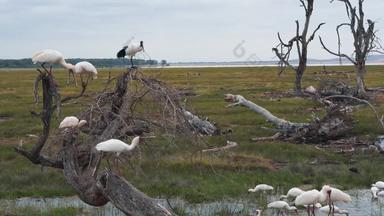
[184, 110, 220, 136]
[202, 141, 238, 153]
[251, 133, 281, 142]
[224, 94, 309, 132]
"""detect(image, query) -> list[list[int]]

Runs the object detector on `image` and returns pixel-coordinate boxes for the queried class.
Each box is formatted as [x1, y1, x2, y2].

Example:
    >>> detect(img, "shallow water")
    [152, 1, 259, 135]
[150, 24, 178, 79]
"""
[0, 189, 383, 216]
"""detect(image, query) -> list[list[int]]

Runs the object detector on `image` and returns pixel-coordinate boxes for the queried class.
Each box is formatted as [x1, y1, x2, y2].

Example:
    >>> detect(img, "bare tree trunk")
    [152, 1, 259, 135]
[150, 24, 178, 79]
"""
[294, 70, 303, 96]
[295, 58, 307, 95]
[355, 62, 367, 96]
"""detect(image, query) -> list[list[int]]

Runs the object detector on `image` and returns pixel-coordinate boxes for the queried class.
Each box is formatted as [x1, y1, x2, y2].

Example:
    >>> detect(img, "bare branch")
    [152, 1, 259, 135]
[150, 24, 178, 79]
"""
[308, 22, 326, 43]
[272, 47, 297, 73]
[202, 141, 238, 153]
[319, 36, 357, 64]
[324, 95, 384, 130]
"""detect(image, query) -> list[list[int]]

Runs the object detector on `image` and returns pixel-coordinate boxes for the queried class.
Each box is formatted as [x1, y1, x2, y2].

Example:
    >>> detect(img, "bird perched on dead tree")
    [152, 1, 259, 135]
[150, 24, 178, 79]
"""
[117, 41, 144, 68]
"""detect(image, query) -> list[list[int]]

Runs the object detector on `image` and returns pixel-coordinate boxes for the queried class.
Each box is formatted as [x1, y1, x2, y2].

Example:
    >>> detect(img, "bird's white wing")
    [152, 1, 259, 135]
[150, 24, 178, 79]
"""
[75, 61, 98, 76]
[32, 49, 63, 64]
[59, 116, 79, 128]
[32, 50, 45, 64]
[122, 38, 135, 47]
[95, 139, 127, 152]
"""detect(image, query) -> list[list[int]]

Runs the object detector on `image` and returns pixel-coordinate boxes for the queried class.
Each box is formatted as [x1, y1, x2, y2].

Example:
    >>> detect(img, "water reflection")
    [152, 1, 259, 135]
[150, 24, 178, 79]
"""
[0, 189, 383, 215]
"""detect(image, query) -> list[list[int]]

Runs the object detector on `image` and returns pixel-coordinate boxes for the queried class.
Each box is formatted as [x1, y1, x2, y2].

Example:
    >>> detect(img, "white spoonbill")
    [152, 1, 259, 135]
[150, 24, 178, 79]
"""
[322, 185, 351, 215]
[117, 41, 144, 68]
[377, 190, 384, 197]
[68, 61, 98, 87]
[371, 186, 379, 199]
[280, 187, 305, 200]
[59, 116, 87, 129]
[248, 184, 274, 192]
[32, 49, 73, 73]
[267, 200, 298, 215]
[92, 137, 141, 176]
[319, 205, 349, 215]
[372, 181, 384, 189]
[295, 189, 329, 216]
[252, 209, 262, 216]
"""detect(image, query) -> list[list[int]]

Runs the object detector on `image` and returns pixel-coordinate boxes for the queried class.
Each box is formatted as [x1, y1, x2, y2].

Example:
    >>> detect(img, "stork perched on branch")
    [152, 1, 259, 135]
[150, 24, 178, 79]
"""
[117, 41, 144, 68]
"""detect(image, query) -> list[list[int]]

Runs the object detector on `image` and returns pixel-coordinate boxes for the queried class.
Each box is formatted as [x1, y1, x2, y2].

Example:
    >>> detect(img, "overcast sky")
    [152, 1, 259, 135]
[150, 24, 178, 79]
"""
[1, 0, 383, 62]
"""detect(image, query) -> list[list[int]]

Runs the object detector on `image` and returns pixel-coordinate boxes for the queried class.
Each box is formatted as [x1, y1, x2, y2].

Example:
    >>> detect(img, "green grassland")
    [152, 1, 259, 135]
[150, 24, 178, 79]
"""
[1, 66, 384, 204]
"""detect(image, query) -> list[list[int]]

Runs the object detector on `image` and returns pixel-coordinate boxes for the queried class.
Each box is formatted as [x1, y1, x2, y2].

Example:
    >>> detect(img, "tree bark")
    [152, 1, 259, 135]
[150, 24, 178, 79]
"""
[355, 62, 367, 96]
[97, 171, 173, 216]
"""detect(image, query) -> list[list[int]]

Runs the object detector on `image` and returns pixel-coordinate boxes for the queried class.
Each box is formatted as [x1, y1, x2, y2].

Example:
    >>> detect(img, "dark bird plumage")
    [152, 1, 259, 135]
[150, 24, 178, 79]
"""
[117, 46, 127, 58]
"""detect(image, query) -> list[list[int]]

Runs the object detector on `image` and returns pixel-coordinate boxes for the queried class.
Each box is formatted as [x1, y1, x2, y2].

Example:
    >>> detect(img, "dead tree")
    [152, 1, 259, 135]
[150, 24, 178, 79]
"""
[320, 0, 383, 97]
[224, 94, 353, 143]
[15, 68, 216, 215]
[272, 0, 325, 96]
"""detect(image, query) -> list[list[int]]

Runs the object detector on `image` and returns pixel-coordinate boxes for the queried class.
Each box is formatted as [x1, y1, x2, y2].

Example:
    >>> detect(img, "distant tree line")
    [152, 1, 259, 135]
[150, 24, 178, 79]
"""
[0, 58, 159, 68]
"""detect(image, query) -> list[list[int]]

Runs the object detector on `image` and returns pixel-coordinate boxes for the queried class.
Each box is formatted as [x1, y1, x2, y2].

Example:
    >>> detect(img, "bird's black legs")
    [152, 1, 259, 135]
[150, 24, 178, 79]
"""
[41, 63, 48, 74]
[312, 205, 315, 216]
[73, 71, 77, 87]
[130, 56, 134, 68]
[67, 70, 71, 85]
[80, 74, 84, 87]
[92, 151, 103, 177]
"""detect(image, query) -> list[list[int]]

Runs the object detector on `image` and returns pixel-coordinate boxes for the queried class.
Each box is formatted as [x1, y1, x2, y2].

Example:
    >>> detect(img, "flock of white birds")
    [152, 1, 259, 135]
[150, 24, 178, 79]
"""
[247, 181, 384, 216]
[33, 41, 145, 175]
[31, 41, 144, 85]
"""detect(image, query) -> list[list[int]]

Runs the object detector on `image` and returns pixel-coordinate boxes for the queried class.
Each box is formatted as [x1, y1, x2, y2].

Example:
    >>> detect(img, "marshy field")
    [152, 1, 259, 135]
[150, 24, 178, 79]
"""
[1, 66, 384, 215]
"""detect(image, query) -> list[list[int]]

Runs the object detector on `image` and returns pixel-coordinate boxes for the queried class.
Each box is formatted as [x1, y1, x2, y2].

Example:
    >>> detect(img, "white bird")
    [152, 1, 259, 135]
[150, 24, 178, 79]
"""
[93, 137, 141, 176]
[372, 181, 384, 189]
[59, 116, 87, 129]
[377, 190, 384, 197]
[32, 49, 73, 73]
[321, 185, 351, 215]
[253, 209, 262, 216]
[117, 41, 144, 68]
[371, 186, 379, 199]
[267, 200, 298, 215]
[280, 187, 305, 200]
[248, 184, 274, 192]
[295, 189, 328, 216]
[320, 205, 349, 215]
[68, 61, 98, 87]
